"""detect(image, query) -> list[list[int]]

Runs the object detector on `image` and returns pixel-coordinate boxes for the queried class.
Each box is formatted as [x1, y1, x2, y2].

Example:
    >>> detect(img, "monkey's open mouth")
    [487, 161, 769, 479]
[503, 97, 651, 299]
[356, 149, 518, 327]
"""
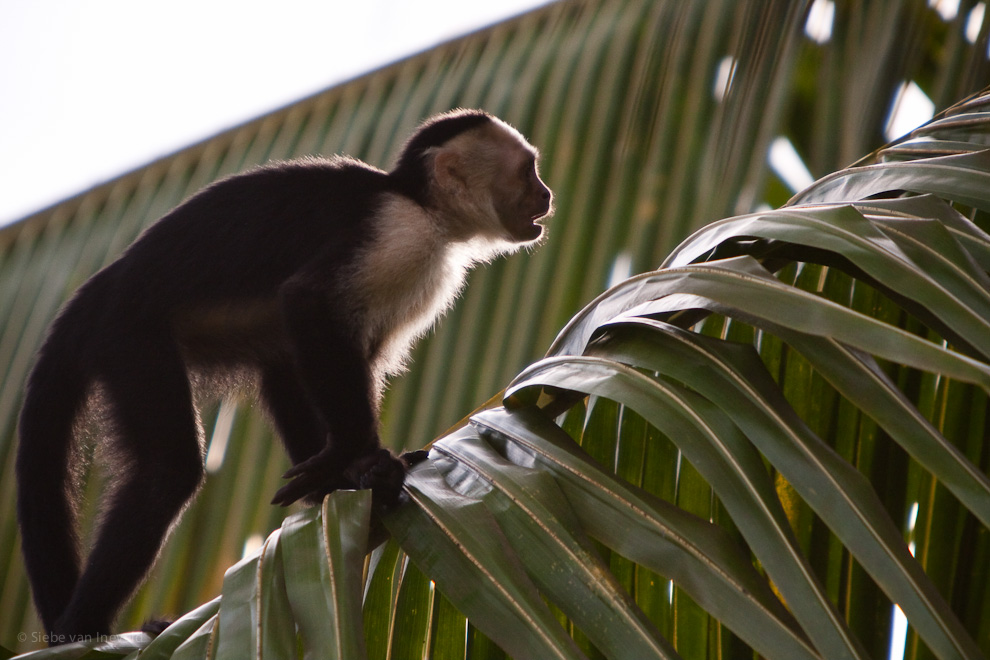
[527, 210, 550, 235]
[530, 211, 551, 230]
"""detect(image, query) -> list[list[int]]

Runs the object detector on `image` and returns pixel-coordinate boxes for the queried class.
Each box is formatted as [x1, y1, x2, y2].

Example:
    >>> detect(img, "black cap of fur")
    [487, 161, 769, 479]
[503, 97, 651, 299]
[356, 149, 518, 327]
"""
[390, 109, 493, 205]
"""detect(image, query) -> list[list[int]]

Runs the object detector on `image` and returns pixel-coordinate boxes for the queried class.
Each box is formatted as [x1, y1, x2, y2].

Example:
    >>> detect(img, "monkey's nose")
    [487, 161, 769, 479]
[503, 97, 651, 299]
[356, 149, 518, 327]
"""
[533, 190, 553, 218]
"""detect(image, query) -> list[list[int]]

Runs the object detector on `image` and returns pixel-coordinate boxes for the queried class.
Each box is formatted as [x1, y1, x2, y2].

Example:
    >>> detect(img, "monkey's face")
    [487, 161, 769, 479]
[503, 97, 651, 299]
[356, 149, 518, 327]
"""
[492, 149, 554, 243]
[430, 120, 554, 245]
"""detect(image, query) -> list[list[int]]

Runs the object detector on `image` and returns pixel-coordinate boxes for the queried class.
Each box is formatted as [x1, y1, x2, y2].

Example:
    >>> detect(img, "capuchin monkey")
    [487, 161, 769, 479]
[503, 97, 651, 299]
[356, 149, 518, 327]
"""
[16, 109, 553, 641]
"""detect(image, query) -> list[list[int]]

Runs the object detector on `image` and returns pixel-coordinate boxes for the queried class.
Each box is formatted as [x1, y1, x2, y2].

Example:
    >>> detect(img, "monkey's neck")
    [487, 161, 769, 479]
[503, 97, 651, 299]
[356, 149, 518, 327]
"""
[349, 195, 475, 378]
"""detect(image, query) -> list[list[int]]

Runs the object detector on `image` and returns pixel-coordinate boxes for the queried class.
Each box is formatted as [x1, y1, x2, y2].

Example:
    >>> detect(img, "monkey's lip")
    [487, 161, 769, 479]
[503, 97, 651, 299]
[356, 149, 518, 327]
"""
[530, 198, 553, 222]
[530, 206, 552, 222]
[512, 217, 544, 241]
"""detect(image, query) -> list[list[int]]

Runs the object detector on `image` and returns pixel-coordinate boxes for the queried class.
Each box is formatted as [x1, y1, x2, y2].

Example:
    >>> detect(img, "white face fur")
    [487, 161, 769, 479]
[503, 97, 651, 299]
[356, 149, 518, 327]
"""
[428, 118, 554, 247]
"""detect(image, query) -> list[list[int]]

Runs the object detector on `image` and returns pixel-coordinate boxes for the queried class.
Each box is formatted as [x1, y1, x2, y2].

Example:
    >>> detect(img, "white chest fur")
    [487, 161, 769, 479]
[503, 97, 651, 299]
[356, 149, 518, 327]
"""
[348, 195, 476, 381]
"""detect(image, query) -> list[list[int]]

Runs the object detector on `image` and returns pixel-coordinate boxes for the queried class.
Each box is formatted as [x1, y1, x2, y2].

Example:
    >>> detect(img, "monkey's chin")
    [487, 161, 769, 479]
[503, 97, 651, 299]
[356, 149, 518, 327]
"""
[513, 221, 544, 242]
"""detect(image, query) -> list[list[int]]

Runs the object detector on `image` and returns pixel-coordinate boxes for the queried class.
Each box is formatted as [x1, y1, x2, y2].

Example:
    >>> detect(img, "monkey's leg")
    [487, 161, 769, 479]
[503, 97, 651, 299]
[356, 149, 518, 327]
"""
[53, 342, 203, 639]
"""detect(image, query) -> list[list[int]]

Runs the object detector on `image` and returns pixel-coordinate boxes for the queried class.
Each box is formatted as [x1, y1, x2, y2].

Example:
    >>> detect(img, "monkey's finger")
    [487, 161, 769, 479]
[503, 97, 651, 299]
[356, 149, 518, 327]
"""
[400, 449, 429, 466]
[271, 483, 305, 506]
[281, 460, 316, 480]
[271, 473, 321, 506]
[281, 451, 330, 479]
[281, 464, 304, 480]
[272, 466, 356, 506]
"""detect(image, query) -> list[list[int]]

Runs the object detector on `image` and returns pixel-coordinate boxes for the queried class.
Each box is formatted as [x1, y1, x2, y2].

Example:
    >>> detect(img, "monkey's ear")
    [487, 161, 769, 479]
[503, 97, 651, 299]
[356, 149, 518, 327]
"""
[433, 149, 467, 194]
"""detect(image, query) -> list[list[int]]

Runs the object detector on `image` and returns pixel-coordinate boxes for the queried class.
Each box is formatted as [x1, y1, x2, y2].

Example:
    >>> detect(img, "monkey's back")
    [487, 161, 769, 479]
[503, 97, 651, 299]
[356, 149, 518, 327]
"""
[54, 158, 395, 369]
[116, 158, 390, 304]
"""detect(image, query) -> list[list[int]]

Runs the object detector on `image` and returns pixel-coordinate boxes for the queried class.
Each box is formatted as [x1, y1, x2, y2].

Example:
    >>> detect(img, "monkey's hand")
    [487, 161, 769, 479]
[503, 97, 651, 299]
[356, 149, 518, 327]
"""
[271, 450, 354, 507]
[271, 448, 425, 508]
[351, 449, 403, 509]
[354, 448, 430, 509]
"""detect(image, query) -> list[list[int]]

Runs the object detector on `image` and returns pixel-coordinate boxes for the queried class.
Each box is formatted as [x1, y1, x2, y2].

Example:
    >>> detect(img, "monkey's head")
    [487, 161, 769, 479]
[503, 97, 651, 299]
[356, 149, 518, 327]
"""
[394, 109, 554, 246]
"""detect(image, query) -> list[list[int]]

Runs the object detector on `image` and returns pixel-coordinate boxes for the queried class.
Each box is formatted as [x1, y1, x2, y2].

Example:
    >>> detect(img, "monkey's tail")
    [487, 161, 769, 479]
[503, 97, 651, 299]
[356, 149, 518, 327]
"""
[16, 306, 92, 633]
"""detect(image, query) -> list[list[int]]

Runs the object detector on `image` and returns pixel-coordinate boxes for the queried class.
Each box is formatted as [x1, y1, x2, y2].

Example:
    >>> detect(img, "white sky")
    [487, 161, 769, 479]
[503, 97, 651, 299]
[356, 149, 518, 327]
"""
[0, 1, 550, 226]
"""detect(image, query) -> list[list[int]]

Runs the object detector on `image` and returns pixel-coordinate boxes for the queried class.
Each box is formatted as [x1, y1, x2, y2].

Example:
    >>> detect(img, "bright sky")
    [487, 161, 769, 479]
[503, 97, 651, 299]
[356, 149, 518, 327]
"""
[0, 1, 549, 226]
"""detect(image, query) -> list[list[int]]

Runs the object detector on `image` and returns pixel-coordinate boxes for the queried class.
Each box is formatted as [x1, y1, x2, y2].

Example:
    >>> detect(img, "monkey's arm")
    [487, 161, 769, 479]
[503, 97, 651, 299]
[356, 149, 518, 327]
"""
[269, 276, 388, 506]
